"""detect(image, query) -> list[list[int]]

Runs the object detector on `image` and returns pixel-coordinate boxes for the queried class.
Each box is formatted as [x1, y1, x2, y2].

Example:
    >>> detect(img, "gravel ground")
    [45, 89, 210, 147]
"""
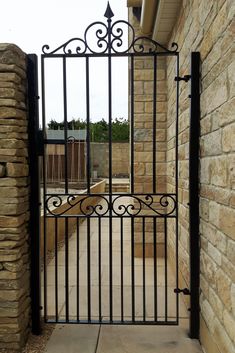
[0, 324, 55, 353]
[22, 324, 55, 353]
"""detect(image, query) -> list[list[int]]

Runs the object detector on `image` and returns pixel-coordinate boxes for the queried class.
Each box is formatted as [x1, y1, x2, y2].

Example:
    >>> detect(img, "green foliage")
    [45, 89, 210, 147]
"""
[47, 117, 129, 142]
[47, 118, 86, 130]
[91, 119, 108, 142]
[112, 118, 129, 142]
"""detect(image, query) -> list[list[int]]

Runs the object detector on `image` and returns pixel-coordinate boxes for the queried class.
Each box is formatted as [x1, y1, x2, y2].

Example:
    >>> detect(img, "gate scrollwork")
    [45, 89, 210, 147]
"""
[45, 193, 176, 217]
[42, 3, 178, 55]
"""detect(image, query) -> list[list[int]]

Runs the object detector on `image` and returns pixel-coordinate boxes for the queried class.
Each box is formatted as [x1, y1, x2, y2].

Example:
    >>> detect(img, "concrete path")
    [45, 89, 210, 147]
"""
[45, 322, 203, 353]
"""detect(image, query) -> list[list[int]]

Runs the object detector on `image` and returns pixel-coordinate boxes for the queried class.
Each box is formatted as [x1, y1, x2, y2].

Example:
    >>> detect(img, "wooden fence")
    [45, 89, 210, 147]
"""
[45, 141, 86, 183]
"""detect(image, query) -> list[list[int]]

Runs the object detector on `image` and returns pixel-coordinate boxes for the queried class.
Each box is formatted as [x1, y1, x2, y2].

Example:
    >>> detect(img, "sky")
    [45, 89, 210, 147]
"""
[0, 0, 128, 125]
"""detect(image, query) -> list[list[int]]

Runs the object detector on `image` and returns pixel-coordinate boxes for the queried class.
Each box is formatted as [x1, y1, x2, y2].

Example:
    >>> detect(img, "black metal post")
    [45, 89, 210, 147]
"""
[41, 55, 47, 323]
[189, 52, 200, 339]
[27, 54, 41, 335]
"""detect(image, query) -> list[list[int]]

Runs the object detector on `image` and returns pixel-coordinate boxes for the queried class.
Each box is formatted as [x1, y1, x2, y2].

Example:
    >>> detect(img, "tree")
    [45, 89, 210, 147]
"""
[111, 118, 129, 142]
[47, 117, 129, 142]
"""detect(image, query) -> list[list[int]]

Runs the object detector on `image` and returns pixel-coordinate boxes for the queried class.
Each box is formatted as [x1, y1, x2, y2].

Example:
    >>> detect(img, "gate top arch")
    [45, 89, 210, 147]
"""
[42, 2, 178, 55]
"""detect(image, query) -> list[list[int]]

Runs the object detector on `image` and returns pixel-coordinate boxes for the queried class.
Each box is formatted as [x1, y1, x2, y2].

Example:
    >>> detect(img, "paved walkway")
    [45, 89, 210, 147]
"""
[42, 196, 203, 352]
[44, 323, 202, 353]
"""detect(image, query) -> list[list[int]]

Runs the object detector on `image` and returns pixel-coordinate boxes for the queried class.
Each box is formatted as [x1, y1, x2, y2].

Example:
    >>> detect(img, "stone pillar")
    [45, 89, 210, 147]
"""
[0, 44, 30, 350]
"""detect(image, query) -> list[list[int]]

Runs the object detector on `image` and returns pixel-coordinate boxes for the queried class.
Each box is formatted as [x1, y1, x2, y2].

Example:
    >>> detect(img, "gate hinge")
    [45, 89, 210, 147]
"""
[174, 288, 190, 295]
[174, 75, 191, 82]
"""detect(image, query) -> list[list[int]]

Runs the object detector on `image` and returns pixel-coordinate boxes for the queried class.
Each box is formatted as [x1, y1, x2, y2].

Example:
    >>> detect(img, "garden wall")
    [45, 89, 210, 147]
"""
[90, 142, 129, 178]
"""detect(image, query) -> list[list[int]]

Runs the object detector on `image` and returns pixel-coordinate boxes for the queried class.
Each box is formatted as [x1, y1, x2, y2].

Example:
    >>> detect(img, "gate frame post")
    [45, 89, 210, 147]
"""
[27, 54, 42, 335]
[189, 51, 200, 339]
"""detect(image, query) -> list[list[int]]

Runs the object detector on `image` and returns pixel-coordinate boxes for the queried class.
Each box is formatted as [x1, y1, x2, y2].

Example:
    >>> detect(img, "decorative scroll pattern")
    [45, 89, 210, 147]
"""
[42, 4, 178, 55]
[45, 194, 177, 217]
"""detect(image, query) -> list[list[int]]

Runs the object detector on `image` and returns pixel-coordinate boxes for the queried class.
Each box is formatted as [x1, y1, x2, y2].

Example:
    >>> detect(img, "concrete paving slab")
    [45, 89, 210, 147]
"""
[44, 325, 100, 353]
[96, 325, 203, 353]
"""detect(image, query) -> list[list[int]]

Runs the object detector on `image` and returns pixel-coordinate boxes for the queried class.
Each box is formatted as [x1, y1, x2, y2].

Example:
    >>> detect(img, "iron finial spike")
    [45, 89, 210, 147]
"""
[104, 1, 114, 19]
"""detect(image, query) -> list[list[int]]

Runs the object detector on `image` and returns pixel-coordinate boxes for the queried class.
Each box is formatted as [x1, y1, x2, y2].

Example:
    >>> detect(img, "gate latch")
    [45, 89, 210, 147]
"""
[174, 288, 190, 295]
[174, 75, 191, 82]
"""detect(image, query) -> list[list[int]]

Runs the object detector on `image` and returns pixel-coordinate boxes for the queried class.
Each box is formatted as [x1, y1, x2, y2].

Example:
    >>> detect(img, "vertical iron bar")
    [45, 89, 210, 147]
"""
[77, 218, 80, 321]
[63, 57, 69, 321]
[130, 52, 135, 321]
[120, 217, 124, 322]
[98, 218, 102, 322]
[108, 20, 113, 322]
[142, 218, 146, 321]
[65, 218, 69, 321]
[27, 54, 41, 334]
[131, 217, 135, 322]
[86, 57, 91, 193]
[87, 218, 91, 321]
[55, 218, 58, 321]
[86, 57, 91, 322]
[63, 57, 68, 193]
[152, 54, 157, 322]
[130, 55, 135, 193]
[153, 55, 157, 193]
[175, 53, 180, 324]
[164, 217, 168, 322]
[153, 217, 157, 321]
[189, 52, 200, 339]
[41, 56, 47, 324]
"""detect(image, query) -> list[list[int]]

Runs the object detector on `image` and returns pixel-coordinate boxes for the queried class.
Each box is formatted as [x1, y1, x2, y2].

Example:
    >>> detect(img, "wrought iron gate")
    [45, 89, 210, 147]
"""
[28, 3, 199, 334]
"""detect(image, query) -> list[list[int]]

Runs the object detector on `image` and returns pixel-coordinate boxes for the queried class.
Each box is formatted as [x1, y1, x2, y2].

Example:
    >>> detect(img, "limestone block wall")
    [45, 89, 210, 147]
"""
[0, 44, 30, 350]
[166, 1, 235, 353]
[90, 142, 129, 178]
[128, 10, 168, 256]
[133, 57, 167, 195]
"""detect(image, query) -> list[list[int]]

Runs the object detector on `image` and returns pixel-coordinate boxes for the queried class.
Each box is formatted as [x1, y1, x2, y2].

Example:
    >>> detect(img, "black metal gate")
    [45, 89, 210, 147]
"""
[28, 3, 200, 337]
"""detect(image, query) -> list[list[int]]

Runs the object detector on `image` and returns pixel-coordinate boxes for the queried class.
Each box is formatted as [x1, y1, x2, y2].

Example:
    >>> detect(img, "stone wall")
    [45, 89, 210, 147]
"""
[129, 10, 168, 256]
[90, 142, 129, 178]
[166, 1, 235, 353]
[0, 44, 30, 350]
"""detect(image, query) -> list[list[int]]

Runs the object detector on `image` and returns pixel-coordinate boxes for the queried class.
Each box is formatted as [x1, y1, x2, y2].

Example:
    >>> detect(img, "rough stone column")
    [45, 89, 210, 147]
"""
[0, 44, 30, 351]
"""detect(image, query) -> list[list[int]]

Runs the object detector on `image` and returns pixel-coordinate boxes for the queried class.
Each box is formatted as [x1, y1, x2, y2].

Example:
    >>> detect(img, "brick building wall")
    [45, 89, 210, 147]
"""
[129, 0, 235, 352]
[128, 10, 168, 256]
[166, 1, 235, 353]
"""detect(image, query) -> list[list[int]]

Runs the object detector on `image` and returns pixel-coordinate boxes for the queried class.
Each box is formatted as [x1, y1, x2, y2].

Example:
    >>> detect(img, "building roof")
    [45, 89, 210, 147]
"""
[47, 129, 87, 141]
[152, 0, 181, 44]
[127, 0, 182, 45]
